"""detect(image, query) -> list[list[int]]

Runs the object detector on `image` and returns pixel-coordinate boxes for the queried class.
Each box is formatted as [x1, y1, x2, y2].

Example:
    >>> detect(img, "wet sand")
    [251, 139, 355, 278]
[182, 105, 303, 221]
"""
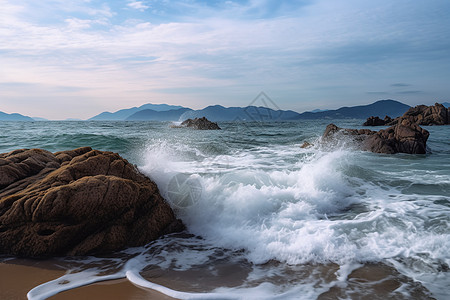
[0, 259, 176, 300]
[0, 258, 435, 300]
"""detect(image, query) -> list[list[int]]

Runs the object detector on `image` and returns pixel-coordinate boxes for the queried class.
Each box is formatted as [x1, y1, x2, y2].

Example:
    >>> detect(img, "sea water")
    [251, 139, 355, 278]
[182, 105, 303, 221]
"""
[0, 120, 449, 299]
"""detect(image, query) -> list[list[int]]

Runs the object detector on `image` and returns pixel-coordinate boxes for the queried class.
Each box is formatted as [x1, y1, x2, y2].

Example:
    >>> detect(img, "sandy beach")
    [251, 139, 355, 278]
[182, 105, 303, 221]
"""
[0, 259, 175, 300]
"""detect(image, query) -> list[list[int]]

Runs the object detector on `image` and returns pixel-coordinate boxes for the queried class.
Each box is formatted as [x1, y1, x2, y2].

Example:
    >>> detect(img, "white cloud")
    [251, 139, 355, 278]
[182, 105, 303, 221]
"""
[0, 0, 449, 119]
[127, 1, 150, 12]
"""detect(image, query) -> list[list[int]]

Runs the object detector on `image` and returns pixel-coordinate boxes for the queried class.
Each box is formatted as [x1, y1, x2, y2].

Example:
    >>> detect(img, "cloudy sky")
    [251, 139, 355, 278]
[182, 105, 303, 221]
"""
[1, 0, 449, 119]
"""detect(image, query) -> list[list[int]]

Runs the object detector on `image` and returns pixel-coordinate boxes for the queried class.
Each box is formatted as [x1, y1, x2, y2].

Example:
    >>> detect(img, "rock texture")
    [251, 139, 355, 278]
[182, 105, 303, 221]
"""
[0, 147, 183, 257]
[401, 103, 449, 125]
[363, 103, 449, 126]
[365, 118, 429, 154]
[173, 117, 221, 130]
[363, 116, 393, 126]
[322, 119, 429, 154]
[363, 116, 386, 126]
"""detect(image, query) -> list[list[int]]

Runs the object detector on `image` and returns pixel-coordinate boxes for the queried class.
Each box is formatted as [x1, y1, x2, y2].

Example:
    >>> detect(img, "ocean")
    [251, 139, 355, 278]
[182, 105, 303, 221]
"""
[1, 120, 449, 300]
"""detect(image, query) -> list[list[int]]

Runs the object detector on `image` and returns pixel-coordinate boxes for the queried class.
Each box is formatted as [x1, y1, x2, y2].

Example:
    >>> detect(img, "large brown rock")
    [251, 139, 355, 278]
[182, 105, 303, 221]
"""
[402, 103, 449, 125]
[365, 117, 430, 154]
[322, 120, 429, 154]
[363, 103, 449, 126]
[0, 147, 183, 257]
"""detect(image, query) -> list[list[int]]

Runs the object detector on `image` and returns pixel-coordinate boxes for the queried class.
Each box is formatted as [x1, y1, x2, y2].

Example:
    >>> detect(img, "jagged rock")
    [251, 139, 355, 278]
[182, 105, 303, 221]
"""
[172, 117, 221, 130]
[0, 147, 183, 257]
[363, 116, 386, 126]
[364, 103, 449, 126]
[365, 117, 430, 154]
[322, 120, 429, 154]
[402, 103, 449, 125]
[384, 116, 393, 124]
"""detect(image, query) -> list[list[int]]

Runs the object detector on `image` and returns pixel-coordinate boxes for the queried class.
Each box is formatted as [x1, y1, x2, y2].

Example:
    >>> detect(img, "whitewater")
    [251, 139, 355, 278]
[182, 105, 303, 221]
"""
[0, 120, 448, 299]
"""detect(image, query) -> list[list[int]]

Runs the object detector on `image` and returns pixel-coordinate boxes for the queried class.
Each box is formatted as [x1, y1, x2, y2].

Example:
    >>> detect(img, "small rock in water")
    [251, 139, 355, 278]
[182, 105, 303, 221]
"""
[172, 117, 221, 130]
[300, 142, 313, 148]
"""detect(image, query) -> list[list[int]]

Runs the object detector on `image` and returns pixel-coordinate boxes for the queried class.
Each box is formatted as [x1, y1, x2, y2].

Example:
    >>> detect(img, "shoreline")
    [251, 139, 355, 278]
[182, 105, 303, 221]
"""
[1, 257, 438, 300]
[0, 259, 176, 300]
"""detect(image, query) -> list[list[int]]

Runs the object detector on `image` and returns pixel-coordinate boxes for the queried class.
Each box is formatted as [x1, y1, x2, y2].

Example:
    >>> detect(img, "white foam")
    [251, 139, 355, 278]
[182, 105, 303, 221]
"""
[28, 136, 450, 299]
[27, 271, 125, 300]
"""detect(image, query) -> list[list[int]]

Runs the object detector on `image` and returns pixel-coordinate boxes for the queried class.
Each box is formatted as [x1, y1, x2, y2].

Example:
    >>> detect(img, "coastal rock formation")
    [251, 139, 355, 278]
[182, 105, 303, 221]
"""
[323, 119, 429, 154]
[363, 103, 449, 126]
[363, 116, 393, 126]
[173, 117, 221, 130]
[401, 103, 449, 125]
[363, 116, 386, 126]
[0, 147, 183, 257]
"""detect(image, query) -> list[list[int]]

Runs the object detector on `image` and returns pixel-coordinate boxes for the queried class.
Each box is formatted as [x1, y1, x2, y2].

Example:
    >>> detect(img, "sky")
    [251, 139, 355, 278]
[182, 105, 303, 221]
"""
[0, 0, 449, 120]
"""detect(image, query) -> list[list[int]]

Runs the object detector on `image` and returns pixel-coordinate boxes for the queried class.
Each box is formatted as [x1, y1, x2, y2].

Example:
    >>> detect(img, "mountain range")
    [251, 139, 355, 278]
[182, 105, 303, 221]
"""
[294, 99, 410, 120]
[0, 111, 34, 121]
[97, 99, 411, 122]
[89, 103, 185, 120]
[2, 99, 446, 122]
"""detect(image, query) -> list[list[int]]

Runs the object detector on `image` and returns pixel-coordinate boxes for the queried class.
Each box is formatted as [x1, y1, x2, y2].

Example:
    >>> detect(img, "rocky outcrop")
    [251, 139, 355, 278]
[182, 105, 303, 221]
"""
[363, 103, 449, 126]
[173, 117, 221, 130]
[363, 116, 393, 126]
[0, 147, 183, 257]
[323, 119, 429, 154]
[365, 117, 429, 154]
[401, 103, 449, 125]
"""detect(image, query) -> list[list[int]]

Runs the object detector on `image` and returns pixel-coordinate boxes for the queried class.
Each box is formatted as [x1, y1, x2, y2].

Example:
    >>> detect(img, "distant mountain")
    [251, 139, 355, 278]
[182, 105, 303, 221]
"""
[126, 108, 193, 121]
[32, 117, 49, 121]
[442, 102, 450, 108]
[89, 103, 187, 120]
[0, 111, 34, 121]
[294, 100, 410, 120]
[88, 99, 412, 122]
[179, 105, 301, 121]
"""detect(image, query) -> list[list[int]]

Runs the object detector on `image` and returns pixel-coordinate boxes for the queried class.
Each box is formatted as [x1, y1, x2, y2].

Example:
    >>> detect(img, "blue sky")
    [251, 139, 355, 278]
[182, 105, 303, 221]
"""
[1, 0, 449, 119]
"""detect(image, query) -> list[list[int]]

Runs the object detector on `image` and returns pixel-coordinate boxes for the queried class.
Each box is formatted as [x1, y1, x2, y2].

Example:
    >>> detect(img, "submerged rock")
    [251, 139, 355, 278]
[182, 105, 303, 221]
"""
[0, 147, 183, 257]
[173, 117, 221, 130]
[322, 119, 429, 154]
[300, 142, 313, 148]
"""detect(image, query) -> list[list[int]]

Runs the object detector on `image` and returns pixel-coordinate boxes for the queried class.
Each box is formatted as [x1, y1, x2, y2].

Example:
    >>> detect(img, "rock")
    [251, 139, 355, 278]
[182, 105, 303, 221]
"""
[322, 121, 429, 154]
[363, 103, 449, 127]
[173, 117, 221, 130]
[0, 147, 183, 257]
[300, 142, 313, 148]
[402, 103, 449, 125]
[363, 116, 386, 126]
[322, 124, 376, 141]
[384, 116, 393, 124]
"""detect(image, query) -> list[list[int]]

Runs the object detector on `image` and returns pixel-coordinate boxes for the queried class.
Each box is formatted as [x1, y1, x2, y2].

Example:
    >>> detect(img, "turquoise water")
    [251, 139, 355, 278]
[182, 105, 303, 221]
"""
[1, 120, 449, 299]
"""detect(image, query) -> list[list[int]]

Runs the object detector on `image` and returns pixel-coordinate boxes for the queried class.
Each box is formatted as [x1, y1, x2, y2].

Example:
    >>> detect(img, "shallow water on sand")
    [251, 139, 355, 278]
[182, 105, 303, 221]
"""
[1, 120, 449, 299]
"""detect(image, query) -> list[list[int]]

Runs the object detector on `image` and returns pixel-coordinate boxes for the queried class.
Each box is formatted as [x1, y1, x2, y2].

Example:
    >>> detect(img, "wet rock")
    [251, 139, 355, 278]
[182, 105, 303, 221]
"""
[322, 120, 429, 154]
[0, 147, 183, 257]
[173, 117, 221, 130]
[402, 103, 449, 125]
[383, 115, 393, 125]
[363, 116, 387, 126]
[363, 103, 449, 127]
[300, 142, 313, 148]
